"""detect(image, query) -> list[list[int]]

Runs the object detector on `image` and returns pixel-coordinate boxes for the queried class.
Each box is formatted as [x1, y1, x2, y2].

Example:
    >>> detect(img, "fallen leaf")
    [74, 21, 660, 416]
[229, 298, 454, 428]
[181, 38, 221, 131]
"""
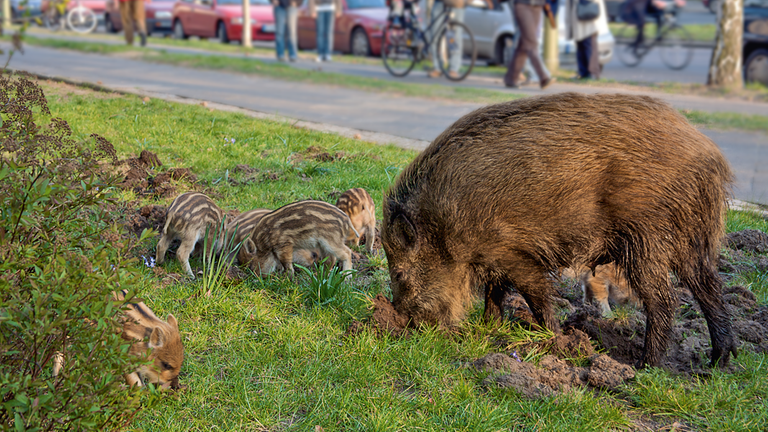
[200, 101, 208, 107]
[353, 133, 362, 140]
[143, 96, 150, 103]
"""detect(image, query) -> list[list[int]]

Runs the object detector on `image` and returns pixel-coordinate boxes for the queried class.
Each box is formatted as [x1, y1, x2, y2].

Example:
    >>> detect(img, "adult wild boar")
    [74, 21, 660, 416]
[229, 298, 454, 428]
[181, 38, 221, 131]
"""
[382, 92, 736, 368]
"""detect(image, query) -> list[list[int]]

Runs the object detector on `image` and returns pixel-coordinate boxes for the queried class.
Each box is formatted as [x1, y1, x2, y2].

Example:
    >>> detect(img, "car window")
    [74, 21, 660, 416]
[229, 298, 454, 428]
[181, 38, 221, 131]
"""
[217, 0, 271, 5]
[745, 0, 768, 7]
[346, 0, 386, 9]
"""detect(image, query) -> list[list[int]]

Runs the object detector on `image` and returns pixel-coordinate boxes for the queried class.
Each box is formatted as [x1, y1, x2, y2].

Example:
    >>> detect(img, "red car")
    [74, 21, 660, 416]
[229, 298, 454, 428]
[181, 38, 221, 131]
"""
[297, 0, 387, 57]
[172, 0, 275, 43]
[104, 0, 175, 35]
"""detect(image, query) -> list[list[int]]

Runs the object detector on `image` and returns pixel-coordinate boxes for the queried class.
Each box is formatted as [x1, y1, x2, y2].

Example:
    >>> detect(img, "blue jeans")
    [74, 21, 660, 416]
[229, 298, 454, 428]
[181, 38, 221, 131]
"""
[274, 5, 297, 60]
[316, 10, 335, 58]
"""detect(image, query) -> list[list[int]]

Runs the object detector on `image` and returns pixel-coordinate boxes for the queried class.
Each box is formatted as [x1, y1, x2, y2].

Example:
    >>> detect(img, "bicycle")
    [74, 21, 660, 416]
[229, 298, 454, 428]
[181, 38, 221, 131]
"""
[381, 1, 476, 81]
[615, 0, 693, 70]
[41, 0, 97, 33]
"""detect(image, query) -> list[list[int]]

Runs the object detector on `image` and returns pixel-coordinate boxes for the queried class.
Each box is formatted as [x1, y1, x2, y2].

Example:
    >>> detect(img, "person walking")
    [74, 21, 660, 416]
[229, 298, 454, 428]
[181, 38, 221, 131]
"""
[119, 0, 147, 46]
[273, 0, 300, 61]
[566, 0, 605, 79]
[309, 0, 342, 62]
[503, 0, 553, 88]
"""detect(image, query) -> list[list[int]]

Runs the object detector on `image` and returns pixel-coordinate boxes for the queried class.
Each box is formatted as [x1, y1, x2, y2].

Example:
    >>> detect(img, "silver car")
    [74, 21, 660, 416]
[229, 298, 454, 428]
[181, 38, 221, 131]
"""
[460, 0, 614, 66]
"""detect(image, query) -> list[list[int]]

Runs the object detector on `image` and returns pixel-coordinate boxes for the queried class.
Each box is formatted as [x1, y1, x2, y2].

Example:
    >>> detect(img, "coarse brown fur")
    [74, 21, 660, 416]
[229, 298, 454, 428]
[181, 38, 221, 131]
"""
[336, 188, 376, 253]
[243, 200, 358, 275]
[382, 92, 736, 368]
[52, 290, 184, 389]
[230, 208, 322, 269]
[156, 192, 225, 278]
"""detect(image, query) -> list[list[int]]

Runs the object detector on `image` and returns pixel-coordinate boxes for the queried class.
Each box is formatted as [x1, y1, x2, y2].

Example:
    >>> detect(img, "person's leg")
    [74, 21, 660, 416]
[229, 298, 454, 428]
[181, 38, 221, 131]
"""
[315, 12, 327, 60]
[119, 1, 134, 45]
[576, 37, 589, 78]
[449, 7, 464, 74]
[429, 1, 444, 76]
[587, 32, 600, 79]
[274, 6, 287, 59]
[134, 0, 147, 45]
[505, 4, 548, 86]
[326, 9, 335, 60]
[287, 5, 298, 60]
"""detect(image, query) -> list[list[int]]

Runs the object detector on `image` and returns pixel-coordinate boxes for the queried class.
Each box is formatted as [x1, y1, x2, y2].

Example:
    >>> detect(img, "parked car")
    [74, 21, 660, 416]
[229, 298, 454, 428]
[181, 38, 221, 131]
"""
[172, 0, 275, 43]
[11, 0, 43, 21]
[463, 0, 516, 65]
[297, 0, 388, 56]
[744, 0, 768, 85]
[461, 0, 614, 66]
[105, 0, 175, 35]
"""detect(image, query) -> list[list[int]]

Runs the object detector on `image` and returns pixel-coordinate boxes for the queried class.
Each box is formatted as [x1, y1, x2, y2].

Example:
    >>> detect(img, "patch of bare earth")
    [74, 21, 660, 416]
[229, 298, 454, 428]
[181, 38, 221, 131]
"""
[348, 229, 768, 399]
[38, 78, 121, 99]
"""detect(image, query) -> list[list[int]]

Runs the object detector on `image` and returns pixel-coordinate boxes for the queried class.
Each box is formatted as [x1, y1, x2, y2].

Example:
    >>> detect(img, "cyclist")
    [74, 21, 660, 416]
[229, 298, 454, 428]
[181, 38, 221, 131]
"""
[427, 0, 492, 79]
[620, 0, 684, 49]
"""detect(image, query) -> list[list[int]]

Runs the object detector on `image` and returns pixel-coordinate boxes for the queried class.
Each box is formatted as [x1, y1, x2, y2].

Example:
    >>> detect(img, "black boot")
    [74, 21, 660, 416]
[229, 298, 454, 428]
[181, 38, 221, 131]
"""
[140, 32, 147, 47]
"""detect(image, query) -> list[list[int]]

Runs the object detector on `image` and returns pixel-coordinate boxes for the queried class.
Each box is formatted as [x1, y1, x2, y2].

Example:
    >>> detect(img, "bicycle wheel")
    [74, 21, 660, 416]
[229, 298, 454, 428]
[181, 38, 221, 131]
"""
[43, 8, 63, 31]
[382, 25, 418, 78]
[67, 6, 97, 33]
[615, 24, 643, 67]
[436, 20, 475, 81]
[659, 25, 693, 70]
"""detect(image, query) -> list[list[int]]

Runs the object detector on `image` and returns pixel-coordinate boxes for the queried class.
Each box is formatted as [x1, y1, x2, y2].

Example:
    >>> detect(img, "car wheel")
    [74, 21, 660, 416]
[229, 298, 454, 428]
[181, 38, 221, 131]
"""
[745, 48, 768, 86]
[350, 27, 370, 57]
[105, 14, 117, 33]
[217, 21, 229, 44]
[495, 34, 514, 67]
[174, 20, 188, 40]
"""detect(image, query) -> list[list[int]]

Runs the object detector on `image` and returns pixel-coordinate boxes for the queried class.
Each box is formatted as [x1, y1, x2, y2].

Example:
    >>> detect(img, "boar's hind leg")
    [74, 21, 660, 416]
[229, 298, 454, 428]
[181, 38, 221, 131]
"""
[630, 266, 675, 368]
[483, 281, 510, 323]
[678, 263, 737, 367]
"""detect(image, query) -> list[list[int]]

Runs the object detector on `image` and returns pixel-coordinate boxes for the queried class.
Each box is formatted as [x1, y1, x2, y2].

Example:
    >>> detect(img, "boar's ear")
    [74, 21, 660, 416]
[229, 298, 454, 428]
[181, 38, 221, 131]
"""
[386, 198, 419, 250]
[148, 326, 166, 349]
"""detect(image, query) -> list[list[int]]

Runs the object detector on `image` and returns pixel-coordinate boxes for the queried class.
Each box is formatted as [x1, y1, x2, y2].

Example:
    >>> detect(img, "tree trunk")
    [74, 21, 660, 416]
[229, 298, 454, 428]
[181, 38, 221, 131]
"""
[707, 0, 743, 87]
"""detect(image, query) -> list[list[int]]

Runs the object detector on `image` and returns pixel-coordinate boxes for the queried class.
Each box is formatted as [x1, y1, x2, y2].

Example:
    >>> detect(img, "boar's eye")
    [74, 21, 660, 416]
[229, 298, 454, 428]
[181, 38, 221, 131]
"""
[161, 361, 173, 371]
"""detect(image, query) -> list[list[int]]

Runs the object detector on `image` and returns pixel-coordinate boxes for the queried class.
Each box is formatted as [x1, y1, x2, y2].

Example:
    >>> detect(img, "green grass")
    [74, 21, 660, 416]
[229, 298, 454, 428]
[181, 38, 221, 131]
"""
[39, 79, 768, 432]
[17, 34, 768, 135]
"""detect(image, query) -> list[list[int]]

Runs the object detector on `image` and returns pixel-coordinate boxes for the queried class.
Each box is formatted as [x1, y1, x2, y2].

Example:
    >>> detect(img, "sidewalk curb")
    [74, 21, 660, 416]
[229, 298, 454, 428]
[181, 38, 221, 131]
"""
[13, 69, 432, 152]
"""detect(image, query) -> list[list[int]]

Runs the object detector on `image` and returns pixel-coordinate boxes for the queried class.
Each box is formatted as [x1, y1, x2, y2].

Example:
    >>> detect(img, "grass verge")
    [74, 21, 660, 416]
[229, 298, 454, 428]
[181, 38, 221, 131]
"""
[34, 78, 768, 432]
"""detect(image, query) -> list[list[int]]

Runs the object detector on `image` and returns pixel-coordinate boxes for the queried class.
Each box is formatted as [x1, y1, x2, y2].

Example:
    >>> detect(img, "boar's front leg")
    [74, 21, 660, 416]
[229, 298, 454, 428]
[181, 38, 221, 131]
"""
[504, 259, 561, 334]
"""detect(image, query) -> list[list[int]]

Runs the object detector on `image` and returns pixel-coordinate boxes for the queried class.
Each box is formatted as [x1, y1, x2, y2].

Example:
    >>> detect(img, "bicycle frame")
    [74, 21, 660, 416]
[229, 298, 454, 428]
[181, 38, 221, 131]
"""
[406, 5, 454, 60]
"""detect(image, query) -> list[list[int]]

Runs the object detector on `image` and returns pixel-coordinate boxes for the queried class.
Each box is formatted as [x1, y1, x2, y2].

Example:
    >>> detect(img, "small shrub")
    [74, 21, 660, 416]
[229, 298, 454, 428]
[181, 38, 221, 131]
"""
[296, 259, 356, 307]
[0, 72, 159, 430]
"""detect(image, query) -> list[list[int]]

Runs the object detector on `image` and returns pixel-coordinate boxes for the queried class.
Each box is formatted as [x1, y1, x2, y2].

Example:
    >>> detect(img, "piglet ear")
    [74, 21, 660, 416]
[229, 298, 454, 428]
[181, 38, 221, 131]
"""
[166, 314, 179, 330]
[148, 327, 166, 349]
[243, 238, 256, 255]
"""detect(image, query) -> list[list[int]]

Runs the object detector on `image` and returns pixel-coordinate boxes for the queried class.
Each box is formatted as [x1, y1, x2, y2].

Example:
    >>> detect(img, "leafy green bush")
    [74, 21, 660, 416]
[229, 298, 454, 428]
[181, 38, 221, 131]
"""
[0, 72, 159, 430]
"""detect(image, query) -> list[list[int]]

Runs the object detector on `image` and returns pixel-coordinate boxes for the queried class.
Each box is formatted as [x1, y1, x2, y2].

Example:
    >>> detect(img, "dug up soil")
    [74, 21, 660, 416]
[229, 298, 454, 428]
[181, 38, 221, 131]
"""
[354, 229, 768, 399]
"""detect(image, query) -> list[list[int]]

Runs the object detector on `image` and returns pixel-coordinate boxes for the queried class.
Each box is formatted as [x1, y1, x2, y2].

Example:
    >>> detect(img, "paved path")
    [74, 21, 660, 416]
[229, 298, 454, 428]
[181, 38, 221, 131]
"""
[6, 44, 768, 204]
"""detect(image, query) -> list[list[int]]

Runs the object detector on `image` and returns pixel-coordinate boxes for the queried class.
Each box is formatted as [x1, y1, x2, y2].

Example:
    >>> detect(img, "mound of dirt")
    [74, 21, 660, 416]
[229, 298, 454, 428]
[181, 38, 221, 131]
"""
[345, 294, 409, 338]
[289, 146, 347, 165]
[116, 151, 196, 198]
[725, 229, 768, 254]
[476, 352, 634, 399]
[125, 204, 167, 237]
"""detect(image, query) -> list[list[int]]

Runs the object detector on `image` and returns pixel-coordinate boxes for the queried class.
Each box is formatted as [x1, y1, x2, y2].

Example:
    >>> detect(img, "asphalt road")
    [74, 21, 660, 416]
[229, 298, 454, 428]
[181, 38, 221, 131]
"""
[6, 44, 767, 204]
